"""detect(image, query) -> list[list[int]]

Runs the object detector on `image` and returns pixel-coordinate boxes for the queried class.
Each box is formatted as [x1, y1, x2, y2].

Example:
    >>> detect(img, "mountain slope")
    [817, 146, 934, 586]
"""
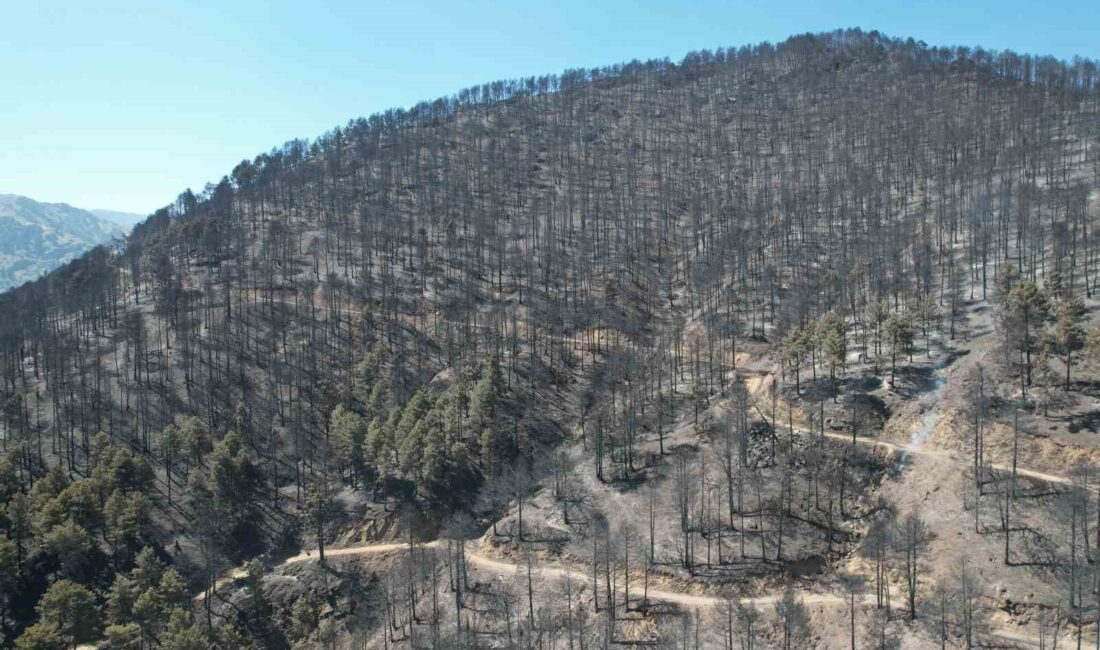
[0, 194, 123, 290]
[1, 29, 1100, 648]
[89, 208, 147, 230]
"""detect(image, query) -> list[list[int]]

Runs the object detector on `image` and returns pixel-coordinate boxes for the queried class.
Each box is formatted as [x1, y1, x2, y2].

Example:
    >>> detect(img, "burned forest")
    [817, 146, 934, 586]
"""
[2, 28, 1100, 649]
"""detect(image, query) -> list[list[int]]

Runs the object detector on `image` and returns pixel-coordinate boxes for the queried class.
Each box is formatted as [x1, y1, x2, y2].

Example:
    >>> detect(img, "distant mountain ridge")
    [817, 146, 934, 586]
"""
[89, 207, 147, 229]
[0, 194, 124, 291]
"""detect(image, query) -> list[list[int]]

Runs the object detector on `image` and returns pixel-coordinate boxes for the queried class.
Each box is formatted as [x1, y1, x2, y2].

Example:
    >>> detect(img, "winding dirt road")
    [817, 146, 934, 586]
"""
[195, 397, 1073, 645]
[282, 539, 839, 609]
[222, 539, 1047, 647]
[820, 431, 1072, 485]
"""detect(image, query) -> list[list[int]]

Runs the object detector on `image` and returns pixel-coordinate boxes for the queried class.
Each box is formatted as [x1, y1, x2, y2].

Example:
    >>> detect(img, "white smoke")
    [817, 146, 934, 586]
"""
[899, 345, 950, 468]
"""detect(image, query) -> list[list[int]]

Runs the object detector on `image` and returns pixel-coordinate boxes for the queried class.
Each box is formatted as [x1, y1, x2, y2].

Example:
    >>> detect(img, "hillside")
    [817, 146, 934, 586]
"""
[2, 29, 1100, 648]
[88, 209, 147, 231]
[0, 194, 124, 290]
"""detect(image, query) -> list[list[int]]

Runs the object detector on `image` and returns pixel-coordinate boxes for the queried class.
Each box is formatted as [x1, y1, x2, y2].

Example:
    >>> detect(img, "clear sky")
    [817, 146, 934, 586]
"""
[4, 0, 1098, 215]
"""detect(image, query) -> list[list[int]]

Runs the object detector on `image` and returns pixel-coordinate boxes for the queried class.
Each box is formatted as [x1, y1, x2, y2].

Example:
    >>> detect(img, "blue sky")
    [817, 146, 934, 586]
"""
[4, 1, 1098, 214]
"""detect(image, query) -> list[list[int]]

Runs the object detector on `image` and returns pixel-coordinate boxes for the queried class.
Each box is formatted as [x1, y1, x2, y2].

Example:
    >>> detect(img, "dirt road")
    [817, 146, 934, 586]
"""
[226, 539, 1053, 647]
[282, 539, 840, 609]
[820, 431, 1072, 485]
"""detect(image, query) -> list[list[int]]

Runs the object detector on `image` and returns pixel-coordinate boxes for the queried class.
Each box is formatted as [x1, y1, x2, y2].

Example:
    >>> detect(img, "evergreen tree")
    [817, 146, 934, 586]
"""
[33, 580, 101, 648]
[330, 405, 367, 486]
[471, 357, 506, 470]
[1051, 295, 1085, 390]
